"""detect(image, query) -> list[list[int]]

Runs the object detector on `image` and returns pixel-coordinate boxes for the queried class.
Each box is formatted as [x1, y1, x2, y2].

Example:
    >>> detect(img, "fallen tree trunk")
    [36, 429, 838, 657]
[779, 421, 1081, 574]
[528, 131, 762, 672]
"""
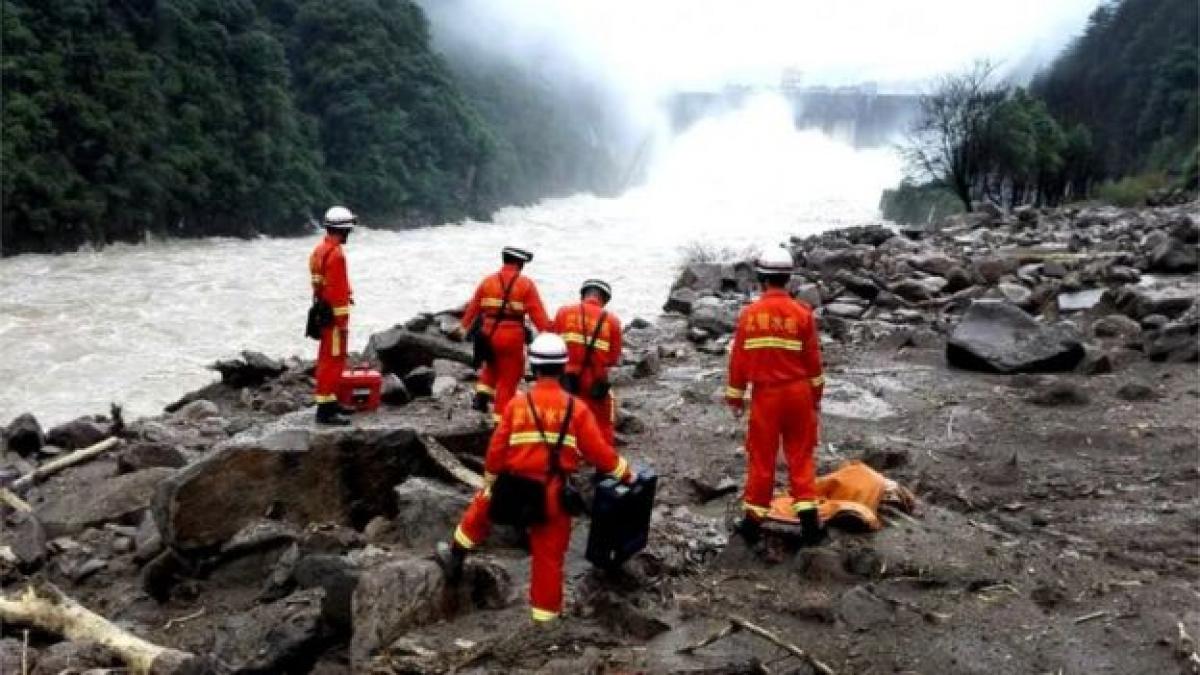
[0, 583, 200, 674]
[419, 434, 483, 490]
[11, 437, 120, 492]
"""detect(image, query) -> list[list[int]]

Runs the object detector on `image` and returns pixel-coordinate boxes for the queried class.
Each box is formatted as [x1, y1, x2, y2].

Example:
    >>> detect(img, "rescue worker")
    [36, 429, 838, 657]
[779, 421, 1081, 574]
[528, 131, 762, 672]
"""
[551, 279, 622, 444]
[436, 334, 635, 623]
[725, 246, 826, 548]
[309, 206, 356, 426]
[457, 247, 551, 423]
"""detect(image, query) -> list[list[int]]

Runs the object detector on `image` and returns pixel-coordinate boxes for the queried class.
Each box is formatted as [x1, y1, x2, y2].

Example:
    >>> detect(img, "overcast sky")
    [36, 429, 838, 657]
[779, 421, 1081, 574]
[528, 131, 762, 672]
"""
[427, 0, 1104, 93]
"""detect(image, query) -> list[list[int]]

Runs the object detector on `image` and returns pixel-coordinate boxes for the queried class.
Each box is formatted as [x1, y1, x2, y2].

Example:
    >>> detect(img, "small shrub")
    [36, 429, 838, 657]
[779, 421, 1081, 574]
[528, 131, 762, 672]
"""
[1094, 173, 1170, 207]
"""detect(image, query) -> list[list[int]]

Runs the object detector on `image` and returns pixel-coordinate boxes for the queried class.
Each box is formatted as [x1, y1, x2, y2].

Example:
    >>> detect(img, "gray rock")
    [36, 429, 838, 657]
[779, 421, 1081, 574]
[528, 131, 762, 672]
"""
[10, 510, 46, 570]
[824, 303, 866, 319]
[134, 511, 163, 562]
[1141, 314, 1170, 330]
[432, 358, 473, 380]
[943, 267, 974, 293]
[45, 417, 107, 450]
[663, 287, 698, 315]
[1105, 265, 1141, 284]
[155, 415, 442, 553]
[402, 366, 436, 398]
[1144, 322, 1199, 363]
[834, 270, 880, 299]
[0, 638, 35, 674]
[1092, 314, 1142, 340]
[210, 351, 286, 387]
[351, 556, 513, 667]
[1115, 382, 1158, 402]
[294, 554, 361, 634]
[1113, 286, 1195, 320]
[972, 256, 1016, 285]
[365, 326, 473, 378]
[634, 350, 661, 379]
[211, 589, 326, 673]
[791, 282, 823, 308]
[946, 300, 1085, 373]
[688, 297, 738, 335]
[616, 411, 647, 435]
[1169, 213, 1199, 243]
[889, 279, 932, 303]
[1027, 380, 1090, 406]
[37, 467, 173, 537]
[117, 442, 187, 473]
[1057, 288, 1105, 313]
[430, 375, 457, 398]
[31, 641, 118, 675]
[4, 413, 43, 456]
[991, 283, 1033, 307]
[1147, 236, 1198, 273]
[391, 478, 471, 548]
[380, 374, 411, 406]
[405, 313, 434, 332]
[910, 252, 957, 276]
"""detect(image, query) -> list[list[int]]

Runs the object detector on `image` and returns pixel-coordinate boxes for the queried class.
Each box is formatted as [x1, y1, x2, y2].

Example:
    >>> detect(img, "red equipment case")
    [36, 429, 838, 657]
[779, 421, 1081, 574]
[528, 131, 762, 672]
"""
[337, 368, 382, 412]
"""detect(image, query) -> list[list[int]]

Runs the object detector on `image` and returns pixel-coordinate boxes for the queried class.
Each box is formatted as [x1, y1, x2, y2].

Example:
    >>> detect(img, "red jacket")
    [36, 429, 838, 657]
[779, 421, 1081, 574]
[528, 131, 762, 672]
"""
[461, 264, 551, 333]
[726, 288, 824, 401]
[485, 379, 629, 482]
[552, 299, 622, 389]
[309, 235, 352, 328]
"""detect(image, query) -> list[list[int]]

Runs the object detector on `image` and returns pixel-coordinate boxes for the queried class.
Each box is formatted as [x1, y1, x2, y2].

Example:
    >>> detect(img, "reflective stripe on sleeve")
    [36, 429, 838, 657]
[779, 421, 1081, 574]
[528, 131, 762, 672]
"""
[725, 386, 745, 399]
[453, 525, 476, 550]
[743, 337, 804, 351]
[332, 306, 350, 316]
[531, 607, 559, 622]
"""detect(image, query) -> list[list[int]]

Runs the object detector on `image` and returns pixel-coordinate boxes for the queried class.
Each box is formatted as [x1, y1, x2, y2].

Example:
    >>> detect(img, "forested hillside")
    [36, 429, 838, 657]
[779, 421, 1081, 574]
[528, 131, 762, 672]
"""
[1033, 0, 1198, 182]
[0, 0, 525, 256]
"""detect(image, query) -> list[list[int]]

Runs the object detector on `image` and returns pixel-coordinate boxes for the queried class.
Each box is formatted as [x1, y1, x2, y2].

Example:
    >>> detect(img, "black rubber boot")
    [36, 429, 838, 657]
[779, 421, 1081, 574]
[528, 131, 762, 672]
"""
[435, 541, 466, 584]
[315, 402, 351, 426]
[797, 507, 827, 547]
[471, 391, 491, 413]
[733, 517, 764, 549]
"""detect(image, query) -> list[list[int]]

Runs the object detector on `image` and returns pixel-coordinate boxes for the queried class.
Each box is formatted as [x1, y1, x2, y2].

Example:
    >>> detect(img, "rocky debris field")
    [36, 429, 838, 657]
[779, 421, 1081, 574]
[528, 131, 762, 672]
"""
[2, 202, 1198, 674]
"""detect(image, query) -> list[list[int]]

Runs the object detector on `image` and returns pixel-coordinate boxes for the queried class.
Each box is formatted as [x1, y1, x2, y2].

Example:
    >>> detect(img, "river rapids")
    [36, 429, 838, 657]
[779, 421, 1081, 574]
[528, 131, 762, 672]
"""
[0, 95, 902, 424]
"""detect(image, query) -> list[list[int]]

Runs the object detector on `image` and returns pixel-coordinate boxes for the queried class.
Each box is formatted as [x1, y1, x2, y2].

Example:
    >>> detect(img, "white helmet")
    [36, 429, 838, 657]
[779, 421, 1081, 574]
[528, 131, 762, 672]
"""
[323, 206, 357, 230]
[529, 333, 569, 366]
[755, 246, 794, 275]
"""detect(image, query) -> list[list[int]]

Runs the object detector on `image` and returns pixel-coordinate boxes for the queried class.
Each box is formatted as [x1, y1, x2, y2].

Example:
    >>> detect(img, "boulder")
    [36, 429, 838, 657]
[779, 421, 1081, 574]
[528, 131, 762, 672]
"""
[943, 266, 975, 293]
[791, 282, 823, 308]
[294, 554, 361, 635]
[634, 350, 661, 379]
[210, 351, 286, 387]
[1092, 314, 1142, 340]
[380, 374, 411, 406]
[351, 555, 513, 666]
[889, 279, 932, 303]
[972, 256, 1017, 285]
[365, 326, 473, 377]
[0, 638, 34, 674]
[1112, 286, 1195, 320]
[946, 300, 1085, 373]
[1169, 213, 1199, 243]
[117, 442, 187, 473]
[834, 270, 880, 300]
[990, 283, 1033, 307]
[402, 366, 436, 398]
[391, 478, 472, 548]
[688, 297, 738, 335]
[1105, 265, 1141, 284]
[671, 263, 724, 294]
[44, 417, 107, 450]
[155, 416, 430, 553]
[431, 375, 457, 398]
[4, 413, 43, 456]
[663, 288, 698, 315]
[823, 303, 866, 319]
[1144, 322, 1199, 363]
[1115, 382, 1158, 402]
[174, 399, 219, 421]
[31, 642, 119, 675]
[910, 252, 958, 276]
[9, 510, 47, 570]
[432, 358, 473, 380]
[1146, 236, 1198, 273]
[37, 467, 173, 537]
[211, 589, 328, 673]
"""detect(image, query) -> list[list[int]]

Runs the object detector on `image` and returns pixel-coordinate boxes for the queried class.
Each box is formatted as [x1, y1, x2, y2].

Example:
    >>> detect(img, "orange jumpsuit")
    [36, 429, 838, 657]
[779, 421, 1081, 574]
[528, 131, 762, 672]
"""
[552, 299, 622, 444]
[309, 235, 352, 405]
[461, 264, 551, 422]
[725, 288, 825, 521]
[452, 379, 632, 621]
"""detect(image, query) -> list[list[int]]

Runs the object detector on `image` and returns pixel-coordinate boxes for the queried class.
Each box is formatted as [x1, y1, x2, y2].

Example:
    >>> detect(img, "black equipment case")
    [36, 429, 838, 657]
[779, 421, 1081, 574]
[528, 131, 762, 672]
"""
[586, 467, 657, 569]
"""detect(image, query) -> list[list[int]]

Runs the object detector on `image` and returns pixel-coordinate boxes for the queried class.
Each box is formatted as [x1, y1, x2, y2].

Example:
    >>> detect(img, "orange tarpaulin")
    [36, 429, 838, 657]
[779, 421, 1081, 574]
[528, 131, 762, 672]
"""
[767, 460, 915, 532]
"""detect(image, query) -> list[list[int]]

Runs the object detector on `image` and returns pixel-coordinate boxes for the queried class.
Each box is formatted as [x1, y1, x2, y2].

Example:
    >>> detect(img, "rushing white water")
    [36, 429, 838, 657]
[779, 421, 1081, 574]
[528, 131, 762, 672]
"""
[0, 95, 901, 425]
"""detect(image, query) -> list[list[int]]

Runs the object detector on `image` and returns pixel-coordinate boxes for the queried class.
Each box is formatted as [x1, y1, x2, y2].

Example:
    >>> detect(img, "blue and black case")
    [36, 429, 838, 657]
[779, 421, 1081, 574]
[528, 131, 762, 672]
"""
[586, 467, 657, 569]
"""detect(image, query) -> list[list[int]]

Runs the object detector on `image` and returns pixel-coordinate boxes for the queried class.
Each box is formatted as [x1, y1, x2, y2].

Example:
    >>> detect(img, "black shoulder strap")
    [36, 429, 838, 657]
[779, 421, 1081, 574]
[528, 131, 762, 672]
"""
[487, 271, 521, 339]
[526, 393, 575, 478]
[578, 308, 609, 374]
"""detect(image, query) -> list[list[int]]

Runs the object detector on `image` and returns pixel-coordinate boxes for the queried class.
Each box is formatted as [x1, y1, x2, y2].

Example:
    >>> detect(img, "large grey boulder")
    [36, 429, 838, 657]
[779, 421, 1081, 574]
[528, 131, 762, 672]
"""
[946, 300, 1085, 373]
[391, 478, 472, 548]
[1111, 285, 1195, 320]
[37, 466, 174, 537]
[351, 555, 513, 667]
[663, 287, 698, 315]
[688, 297, 738, 335]
[210, 350, 286, 387]
[365, 326, 472, 377]
[44, 416, 107, 450]
[1146, 236, 1198, 273]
